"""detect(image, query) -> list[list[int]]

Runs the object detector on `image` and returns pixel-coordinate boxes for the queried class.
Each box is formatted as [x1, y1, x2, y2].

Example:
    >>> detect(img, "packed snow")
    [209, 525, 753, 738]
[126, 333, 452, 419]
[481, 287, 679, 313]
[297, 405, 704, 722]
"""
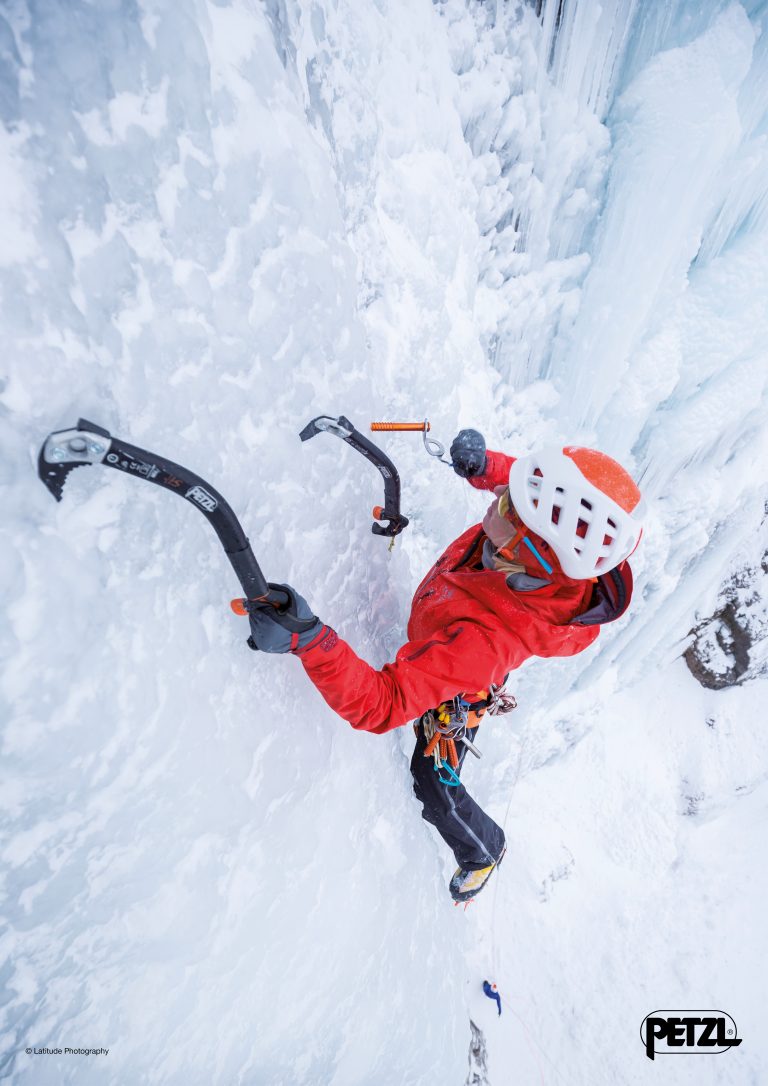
[1, 1, 767, 1084]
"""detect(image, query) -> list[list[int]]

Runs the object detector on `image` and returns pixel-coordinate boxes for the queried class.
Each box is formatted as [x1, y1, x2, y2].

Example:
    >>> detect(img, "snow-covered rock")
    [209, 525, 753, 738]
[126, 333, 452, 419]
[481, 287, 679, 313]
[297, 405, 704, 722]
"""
[685, 550, 768, 689]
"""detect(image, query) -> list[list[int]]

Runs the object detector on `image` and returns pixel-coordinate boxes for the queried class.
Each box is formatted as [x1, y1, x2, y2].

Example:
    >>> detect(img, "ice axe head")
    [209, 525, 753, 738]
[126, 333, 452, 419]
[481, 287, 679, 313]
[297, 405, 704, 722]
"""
[38, 418, 112, 501]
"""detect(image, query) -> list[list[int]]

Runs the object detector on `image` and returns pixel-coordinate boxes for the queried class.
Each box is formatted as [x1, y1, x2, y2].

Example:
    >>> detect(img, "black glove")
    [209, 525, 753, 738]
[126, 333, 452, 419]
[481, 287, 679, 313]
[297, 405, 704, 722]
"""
[450, 429, 487, 478]
[245, 583, 325, 654]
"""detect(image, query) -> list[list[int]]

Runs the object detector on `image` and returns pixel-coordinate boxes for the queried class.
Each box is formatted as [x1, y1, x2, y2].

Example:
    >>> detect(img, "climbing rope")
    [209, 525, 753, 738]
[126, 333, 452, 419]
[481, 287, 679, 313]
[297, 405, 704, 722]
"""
[484, 715, 571, 1086]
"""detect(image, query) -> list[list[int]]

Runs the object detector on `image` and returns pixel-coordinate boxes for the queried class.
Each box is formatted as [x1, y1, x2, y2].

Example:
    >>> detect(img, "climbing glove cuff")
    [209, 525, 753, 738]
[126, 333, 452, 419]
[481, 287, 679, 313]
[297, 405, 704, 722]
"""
[245, 583, 325, 654]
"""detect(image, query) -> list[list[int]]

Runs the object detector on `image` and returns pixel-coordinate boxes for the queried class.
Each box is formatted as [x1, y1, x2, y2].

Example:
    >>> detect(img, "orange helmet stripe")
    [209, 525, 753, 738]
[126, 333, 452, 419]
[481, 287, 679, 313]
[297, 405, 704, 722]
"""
[562, 447, 641, 514]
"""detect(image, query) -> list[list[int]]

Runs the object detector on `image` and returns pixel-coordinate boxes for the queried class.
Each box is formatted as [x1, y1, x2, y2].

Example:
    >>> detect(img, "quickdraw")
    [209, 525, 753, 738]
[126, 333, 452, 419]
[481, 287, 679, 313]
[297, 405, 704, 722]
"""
[419, 684, 517, 786]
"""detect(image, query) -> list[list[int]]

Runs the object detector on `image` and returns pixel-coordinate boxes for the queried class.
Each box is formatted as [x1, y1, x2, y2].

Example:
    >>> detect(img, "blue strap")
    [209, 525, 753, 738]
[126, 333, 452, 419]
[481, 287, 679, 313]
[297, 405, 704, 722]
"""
[521, 535, 553, 575]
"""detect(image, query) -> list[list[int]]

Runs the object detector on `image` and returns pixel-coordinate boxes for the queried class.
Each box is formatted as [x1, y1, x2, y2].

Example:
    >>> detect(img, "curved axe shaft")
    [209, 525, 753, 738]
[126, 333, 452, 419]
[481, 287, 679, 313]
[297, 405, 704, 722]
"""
[38, 417, 285, 606]
[299, 414, 409, 538]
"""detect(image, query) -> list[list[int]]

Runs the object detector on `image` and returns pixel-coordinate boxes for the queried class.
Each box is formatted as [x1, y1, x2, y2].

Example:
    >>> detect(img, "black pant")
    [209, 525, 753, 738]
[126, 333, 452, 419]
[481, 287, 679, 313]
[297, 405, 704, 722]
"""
[410, 719, 505, 870]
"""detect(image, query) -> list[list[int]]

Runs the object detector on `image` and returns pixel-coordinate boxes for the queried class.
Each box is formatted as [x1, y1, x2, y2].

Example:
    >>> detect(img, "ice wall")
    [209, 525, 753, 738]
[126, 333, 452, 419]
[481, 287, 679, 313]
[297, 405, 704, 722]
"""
[0, 2, 486, 1083]
[2, 1, 768, 1084]
[449, 0, 768, 680]
[540, 0, 639, 120]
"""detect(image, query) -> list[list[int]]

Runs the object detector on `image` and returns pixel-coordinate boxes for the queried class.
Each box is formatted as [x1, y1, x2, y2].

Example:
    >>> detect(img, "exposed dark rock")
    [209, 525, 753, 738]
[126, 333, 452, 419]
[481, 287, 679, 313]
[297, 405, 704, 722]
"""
[466, 1019, 490, 1086]
[684, 555, 767, 689]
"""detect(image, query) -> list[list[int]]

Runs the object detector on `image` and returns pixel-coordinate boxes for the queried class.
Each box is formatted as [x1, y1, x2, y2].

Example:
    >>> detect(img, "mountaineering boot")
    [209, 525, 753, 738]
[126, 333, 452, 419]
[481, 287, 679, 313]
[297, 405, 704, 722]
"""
[449, 848, 505, 903]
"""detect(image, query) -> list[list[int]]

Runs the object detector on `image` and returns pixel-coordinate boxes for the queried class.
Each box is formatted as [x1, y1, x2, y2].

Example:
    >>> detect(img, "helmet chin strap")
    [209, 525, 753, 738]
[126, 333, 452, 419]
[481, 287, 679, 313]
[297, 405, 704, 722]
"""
[486, 491, 556, 579]
[520, 535, 554, 575]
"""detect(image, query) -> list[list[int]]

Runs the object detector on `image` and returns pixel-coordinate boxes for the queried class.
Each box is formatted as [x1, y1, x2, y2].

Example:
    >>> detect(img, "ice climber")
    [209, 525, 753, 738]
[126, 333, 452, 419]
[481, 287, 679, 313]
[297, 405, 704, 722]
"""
[244, 431, 645, 902]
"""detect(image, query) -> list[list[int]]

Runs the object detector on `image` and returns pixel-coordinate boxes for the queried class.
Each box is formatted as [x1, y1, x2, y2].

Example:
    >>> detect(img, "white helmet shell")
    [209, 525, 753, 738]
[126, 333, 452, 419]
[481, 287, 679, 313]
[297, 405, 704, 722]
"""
[507, 446, 644, 580]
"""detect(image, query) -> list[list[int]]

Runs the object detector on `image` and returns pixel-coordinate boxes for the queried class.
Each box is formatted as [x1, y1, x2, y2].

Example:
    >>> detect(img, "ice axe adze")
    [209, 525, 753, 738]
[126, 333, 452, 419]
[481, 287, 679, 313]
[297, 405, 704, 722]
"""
[299, 414, 409, 538]
[37, 418, 314, 630]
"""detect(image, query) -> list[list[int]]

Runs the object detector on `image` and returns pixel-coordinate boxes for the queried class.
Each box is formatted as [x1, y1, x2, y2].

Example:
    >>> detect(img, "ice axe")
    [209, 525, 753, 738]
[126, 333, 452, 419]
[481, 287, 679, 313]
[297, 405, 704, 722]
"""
[299, 414, 410, 538]
[37, 418, 314, 632]
[298, 414, 469, 542]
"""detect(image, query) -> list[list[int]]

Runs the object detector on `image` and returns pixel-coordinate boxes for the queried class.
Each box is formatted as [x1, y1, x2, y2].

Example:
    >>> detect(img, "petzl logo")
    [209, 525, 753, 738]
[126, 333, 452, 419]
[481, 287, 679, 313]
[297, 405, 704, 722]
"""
[185, 485, 218, 513]
[641, 1011, 742, 1060]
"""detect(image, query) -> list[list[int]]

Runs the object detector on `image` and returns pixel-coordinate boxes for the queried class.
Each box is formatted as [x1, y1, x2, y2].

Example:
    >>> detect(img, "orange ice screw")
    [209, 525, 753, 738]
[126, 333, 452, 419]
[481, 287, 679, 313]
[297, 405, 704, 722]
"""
[446, 738, 459, 769]
[371, 418, 452, 469]
[424, 732, 441, 759]
[371, 422, 431, 432]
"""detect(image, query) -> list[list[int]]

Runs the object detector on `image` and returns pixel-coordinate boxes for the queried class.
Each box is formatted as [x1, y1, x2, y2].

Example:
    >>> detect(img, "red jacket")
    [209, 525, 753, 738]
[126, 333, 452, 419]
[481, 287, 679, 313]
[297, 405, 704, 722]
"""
[297, 450, 632, 733]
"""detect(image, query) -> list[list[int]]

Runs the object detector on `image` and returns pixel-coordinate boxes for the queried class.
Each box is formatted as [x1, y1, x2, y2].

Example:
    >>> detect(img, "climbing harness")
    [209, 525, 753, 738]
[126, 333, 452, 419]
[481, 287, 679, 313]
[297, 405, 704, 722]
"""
[417, 685, 517, 786]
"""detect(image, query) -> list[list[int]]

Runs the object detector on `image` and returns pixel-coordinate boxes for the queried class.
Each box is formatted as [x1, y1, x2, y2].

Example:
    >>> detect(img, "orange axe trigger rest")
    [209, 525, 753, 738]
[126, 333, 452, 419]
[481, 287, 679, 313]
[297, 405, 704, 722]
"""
[230, 596, 270, 616]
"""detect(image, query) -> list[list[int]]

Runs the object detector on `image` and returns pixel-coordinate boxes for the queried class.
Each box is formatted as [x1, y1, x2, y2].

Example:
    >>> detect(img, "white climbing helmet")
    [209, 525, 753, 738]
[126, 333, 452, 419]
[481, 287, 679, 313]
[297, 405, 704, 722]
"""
[507, 445, 645, 580]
